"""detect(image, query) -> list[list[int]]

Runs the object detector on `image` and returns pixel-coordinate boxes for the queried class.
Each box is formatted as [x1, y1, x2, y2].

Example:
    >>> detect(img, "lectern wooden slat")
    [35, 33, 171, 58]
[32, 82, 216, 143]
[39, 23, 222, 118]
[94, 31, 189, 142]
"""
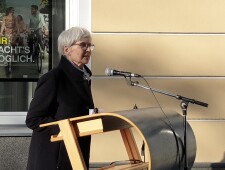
[120, 128, 142, 162]
[59, 119, 86, 170]
[40, 107, 196, 170]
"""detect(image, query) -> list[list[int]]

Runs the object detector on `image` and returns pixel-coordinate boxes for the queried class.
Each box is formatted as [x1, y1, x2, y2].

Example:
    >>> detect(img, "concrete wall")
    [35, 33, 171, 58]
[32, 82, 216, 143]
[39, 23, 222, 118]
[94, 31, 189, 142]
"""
[0, 137, 31, 170]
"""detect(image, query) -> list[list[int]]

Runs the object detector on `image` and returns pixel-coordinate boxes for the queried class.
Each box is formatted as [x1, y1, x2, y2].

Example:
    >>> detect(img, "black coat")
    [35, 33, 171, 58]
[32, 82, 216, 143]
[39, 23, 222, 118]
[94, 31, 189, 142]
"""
[26, 56, 94, 170]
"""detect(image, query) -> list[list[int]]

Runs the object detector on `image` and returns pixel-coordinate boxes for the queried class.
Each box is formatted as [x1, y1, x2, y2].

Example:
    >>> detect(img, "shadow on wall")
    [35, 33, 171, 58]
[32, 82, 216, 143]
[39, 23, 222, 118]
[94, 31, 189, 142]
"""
[210, 153, 225, 168]
[195, 153, 225, 168]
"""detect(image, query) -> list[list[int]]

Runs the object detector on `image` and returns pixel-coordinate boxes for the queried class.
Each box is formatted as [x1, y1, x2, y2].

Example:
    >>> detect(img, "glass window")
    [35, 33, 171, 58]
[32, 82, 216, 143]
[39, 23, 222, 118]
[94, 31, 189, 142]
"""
[0, 0, 65, 111]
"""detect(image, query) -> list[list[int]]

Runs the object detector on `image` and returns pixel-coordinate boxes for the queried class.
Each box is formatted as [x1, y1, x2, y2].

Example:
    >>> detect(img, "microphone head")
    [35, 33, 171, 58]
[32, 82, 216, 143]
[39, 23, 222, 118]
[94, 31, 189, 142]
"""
[105, 68, 113, 76]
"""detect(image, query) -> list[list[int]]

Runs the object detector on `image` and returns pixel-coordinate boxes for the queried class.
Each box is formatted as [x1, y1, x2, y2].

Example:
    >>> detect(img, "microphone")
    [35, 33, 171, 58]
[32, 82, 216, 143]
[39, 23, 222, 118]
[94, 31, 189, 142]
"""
[105, 68, 141, 77]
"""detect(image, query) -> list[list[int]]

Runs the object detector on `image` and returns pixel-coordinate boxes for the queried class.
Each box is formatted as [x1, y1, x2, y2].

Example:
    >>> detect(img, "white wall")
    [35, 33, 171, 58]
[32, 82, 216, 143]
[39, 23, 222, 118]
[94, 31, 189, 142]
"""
[65, 0, 91, 30]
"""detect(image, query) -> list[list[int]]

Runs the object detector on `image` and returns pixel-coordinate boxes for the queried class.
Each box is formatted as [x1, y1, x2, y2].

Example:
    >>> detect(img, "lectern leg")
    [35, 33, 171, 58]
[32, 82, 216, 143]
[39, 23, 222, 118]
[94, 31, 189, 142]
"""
[120, 128, 142, 163]
[58, 119, 87, 170]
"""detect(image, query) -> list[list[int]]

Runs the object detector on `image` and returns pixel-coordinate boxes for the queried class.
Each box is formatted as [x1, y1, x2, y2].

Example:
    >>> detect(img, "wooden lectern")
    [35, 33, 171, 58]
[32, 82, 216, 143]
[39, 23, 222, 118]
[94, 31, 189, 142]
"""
[40, 107, 196, 170]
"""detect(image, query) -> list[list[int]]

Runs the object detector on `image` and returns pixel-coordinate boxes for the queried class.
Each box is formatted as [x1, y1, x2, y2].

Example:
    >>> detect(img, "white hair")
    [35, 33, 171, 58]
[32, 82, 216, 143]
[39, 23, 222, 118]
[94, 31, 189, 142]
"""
[57, 27, 91, 56]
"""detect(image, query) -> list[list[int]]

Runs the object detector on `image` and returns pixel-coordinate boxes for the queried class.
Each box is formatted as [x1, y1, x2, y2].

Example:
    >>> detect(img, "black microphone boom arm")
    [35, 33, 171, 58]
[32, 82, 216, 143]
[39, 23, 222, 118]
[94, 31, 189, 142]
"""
[130, 81, 208, 108]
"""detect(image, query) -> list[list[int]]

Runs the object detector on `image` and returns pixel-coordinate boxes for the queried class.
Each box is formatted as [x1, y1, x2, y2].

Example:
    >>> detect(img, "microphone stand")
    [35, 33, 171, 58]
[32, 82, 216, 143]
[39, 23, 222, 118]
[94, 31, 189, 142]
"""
[128, 80, 208, 170]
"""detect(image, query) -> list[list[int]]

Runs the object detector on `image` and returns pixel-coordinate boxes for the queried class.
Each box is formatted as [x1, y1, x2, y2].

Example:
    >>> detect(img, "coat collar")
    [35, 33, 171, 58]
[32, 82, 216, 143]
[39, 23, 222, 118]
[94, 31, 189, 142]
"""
[58, 56, 92, 82]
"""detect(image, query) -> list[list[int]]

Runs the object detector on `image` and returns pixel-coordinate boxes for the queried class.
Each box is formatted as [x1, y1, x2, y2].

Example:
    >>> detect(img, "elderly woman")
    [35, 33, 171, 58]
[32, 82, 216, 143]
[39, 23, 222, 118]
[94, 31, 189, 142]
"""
[26, 27, 95, 170]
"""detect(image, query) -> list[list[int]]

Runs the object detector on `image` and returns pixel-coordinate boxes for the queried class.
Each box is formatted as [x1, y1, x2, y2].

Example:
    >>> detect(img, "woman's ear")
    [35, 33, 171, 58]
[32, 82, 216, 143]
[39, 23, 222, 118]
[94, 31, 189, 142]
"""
[63, 46, 70, 56]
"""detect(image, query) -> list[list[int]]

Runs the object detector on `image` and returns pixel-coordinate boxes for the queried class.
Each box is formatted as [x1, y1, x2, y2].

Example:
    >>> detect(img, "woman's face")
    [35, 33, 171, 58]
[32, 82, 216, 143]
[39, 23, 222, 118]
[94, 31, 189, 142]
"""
[17, 16, 22, 21]
[64, 38, 92, 68]
[9, 9, 14, 15]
